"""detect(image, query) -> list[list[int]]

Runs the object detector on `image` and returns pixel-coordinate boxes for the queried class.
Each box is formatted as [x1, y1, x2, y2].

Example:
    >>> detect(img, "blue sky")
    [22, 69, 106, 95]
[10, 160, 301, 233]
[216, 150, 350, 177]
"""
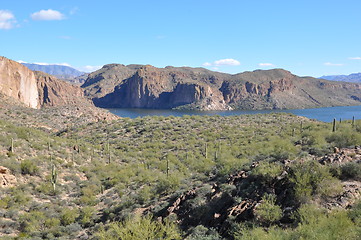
[1, 0, 361, 77]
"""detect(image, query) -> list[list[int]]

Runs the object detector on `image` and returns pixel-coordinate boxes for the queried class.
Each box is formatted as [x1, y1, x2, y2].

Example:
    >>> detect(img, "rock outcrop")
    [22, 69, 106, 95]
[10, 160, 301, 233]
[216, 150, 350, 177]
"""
[0, 56, 95, 109]
[82, 64, 361, 110]
[92, 66, 230, 110]
[155, 148, 361, 237]
[35, 71, 85, 107]
[0, 56, 39, 108]
[0, 57, 118, 128]
[0, 166, 17, 188]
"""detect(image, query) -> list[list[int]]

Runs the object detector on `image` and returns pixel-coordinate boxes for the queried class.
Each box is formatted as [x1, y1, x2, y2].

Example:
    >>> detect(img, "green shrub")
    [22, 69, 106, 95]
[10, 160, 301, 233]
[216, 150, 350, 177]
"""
[315, 177, 343, 198]
[348, 200, 361, 226]
[234, 226, 288, 240]
[95, 215, 182, 240]
[235, 205, 359, 240]
[79, 206, 95, 227]
[294, 205, 358, 240]
[20, 159, 39, 175]
[185, 225, 222, 240]
[326, 129, 361, 148]
[60, 208, 79, 226]
[155, 175, 181, 195]
[341, 162, 361, 180]
[251, 161, 283, 180]
[254, 194, 282, 225]
[19, 210, 47, 234]
[289, 160, 335, 203]
[36, 182, 54, 195]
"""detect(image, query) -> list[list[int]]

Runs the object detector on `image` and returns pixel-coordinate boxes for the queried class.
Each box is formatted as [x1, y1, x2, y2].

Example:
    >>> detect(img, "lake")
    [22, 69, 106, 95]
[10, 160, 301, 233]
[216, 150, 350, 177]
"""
[107, 105, 361, 122]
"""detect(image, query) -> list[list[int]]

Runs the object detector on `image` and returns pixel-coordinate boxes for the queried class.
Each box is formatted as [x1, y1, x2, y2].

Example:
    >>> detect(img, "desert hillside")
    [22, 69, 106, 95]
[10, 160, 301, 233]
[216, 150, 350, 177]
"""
[0, 56, 360, 240]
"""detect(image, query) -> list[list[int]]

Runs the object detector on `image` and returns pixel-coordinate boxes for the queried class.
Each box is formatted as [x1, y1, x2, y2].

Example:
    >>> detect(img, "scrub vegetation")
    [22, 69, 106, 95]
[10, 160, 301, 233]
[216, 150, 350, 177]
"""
[0, 112, 361, 239]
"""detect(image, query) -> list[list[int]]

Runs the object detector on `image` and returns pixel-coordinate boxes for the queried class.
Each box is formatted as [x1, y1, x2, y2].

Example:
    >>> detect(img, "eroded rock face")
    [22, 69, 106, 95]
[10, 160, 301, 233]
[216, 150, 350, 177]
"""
[35, 71, 85, 107]
[91, 65, 231, 110]
[0, 56, 39, 108]
[83, 65, 361, 110]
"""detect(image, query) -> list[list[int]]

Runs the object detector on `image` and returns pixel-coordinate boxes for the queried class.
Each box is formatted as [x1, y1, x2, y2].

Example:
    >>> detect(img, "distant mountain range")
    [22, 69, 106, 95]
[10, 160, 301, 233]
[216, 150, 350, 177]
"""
[21, 63, 87, 84]
[320, 73, 361, 83]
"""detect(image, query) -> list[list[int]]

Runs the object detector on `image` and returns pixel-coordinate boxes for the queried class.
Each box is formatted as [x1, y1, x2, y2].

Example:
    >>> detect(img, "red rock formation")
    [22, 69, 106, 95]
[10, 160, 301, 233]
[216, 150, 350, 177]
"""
[0, 56, 39, 108]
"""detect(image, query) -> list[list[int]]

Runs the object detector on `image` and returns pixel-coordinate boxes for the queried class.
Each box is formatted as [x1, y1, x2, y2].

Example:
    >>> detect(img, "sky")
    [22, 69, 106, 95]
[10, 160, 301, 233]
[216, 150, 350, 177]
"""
[1, 0, 361, 77]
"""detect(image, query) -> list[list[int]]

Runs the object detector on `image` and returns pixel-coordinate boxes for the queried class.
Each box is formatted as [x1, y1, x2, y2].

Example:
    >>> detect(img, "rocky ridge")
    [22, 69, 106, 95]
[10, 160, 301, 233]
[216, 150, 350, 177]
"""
[82, 64, 361, 110]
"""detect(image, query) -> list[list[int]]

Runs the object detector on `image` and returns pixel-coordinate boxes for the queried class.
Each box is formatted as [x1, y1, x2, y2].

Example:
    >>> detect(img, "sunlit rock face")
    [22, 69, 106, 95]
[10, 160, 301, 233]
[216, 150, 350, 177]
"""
[0, 56, 39, 108]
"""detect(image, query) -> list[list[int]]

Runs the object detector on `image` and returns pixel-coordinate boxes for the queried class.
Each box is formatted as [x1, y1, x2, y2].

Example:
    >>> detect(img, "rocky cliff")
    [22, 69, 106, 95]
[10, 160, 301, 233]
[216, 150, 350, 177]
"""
[82, 65, 361, 110]
[0, 56, 39, 108]
[35, 71, 85, 107]
[89, 65, 230, 110]
[0, 57, 117, 125]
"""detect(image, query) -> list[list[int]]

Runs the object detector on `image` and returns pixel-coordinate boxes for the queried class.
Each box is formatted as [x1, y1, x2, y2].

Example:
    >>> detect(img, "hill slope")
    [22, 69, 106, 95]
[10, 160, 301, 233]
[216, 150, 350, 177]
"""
[1, 110, 360, 239]
[82, 64, 361, 110]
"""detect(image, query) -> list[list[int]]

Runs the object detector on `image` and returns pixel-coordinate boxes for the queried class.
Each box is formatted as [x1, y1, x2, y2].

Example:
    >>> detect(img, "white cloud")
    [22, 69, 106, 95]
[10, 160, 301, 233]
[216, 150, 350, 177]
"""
[214, 58, 241, 66]
[34, 62, 71, 67]
[31, 9, 65, 21]
[78, 65, 103, 72]
[0, 10, 16, 29]
[259, 63, 275, 67]
[203, 58, 241, 67]
[324, 62, 344, 66]
[17, 61, 102, 72]
[349, 57, 361, 60]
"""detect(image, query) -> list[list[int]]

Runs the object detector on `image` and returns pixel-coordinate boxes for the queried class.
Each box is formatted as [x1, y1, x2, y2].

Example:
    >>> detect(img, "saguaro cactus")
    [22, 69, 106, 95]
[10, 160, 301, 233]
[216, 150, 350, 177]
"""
[332, 118, 336, 132]
[51, 164, 58, 193]
[166, 157, 169, 177]
[9, 138, 14, 153]
[107, 140, 111, 164]
[204, 143, 208, 159]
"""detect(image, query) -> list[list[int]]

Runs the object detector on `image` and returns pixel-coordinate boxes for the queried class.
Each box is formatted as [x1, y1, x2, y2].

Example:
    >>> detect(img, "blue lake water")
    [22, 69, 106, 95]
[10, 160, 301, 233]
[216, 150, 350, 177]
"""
[107, 105, 361, 122]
